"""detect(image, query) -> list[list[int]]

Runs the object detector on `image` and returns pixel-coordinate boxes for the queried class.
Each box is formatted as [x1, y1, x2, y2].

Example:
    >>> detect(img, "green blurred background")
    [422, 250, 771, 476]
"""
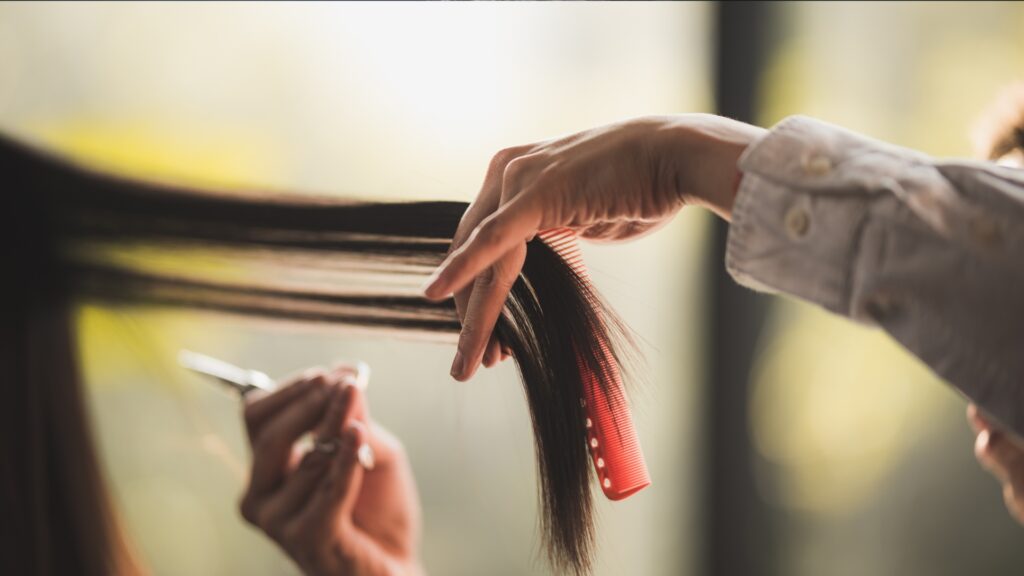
[0, 2, 1021, 575]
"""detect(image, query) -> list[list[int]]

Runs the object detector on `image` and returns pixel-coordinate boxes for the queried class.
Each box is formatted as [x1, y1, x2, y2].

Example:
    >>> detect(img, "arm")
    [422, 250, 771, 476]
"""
[727, 116, 1024, 435]
[427, 112, 1024, 437]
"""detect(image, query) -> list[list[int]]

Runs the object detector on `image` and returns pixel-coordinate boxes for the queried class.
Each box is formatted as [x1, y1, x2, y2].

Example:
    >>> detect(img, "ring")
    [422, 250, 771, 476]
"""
[312, 437, 340, 455]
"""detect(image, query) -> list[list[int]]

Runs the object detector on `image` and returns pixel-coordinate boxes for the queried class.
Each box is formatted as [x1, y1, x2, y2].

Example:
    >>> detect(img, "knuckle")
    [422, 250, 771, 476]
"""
[476, 219, 504, 247]
[257, 506, 281, 536]
[503, 155, 530, 181]
[330, 537, 360, 571]
[280, 521, 307, 550]
[253, 434, 286, 463]
[494, 272, 518, 292]
[305, 369, 329, 390]
[252, 432, 275, 456]
[491, 258, 522, 291]
[239, 494, 259, 526]
[476, 266, 496, 288]
[459, 316, 479, 339]
[243, 407, 259, 436]
[478, 266, 515, 293]
[490, 147, 521, 171]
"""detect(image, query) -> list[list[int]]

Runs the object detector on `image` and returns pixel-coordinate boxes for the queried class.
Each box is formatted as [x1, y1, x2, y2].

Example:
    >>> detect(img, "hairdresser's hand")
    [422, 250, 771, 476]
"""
[969, 404, 1024, 525]
[425, 114, 765, 380]
[239, 366, 423, 576]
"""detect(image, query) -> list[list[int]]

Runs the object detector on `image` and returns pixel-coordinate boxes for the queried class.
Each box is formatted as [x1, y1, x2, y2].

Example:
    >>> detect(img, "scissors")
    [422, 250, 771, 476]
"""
[178, 350, 370, 397]
[179, 349, 375, 469]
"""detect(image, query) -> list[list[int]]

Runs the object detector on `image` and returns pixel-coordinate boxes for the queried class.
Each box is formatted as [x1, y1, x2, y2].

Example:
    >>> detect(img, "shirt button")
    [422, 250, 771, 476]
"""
[969, 216, 1003, 251]
[866, 292, 899, 320]
[803, 154, 832, 176]
[785, 206, 811, 239]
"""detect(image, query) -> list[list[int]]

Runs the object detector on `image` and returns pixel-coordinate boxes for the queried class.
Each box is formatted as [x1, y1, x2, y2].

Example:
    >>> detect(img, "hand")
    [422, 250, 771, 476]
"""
[423, 114, 766, 380]
[968, 404, 1024, 524]
[239, 365, 423, 576]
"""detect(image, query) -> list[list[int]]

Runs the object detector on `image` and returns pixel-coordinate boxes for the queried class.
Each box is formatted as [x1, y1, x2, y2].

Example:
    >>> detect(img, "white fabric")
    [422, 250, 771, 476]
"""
[726, 116, 1024, 435]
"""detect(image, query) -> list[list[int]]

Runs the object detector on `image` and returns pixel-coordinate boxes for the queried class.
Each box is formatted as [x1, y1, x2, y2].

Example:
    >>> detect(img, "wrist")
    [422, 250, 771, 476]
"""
[667, 115, 764, 221]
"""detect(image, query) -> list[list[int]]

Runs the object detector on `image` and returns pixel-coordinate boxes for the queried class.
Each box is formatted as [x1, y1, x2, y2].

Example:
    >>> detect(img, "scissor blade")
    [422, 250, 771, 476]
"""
[178, 350, 274, 394]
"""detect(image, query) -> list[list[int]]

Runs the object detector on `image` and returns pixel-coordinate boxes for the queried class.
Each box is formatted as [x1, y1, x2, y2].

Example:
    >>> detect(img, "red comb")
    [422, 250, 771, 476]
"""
[539, 229, 651, 501]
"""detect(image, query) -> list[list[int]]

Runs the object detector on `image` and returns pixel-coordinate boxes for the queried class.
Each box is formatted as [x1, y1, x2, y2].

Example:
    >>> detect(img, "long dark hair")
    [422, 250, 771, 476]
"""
[1, 132, 638, 575]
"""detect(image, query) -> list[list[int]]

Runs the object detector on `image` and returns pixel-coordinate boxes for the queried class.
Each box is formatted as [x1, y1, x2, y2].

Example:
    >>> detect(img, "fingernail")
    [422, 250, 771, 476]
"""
[421, 272, 448, 301]
[345, 421, 374, 470]
[978, 429, 992, 452]
[355, 361, 371, 390]
[357, 443, 376, 471]
[420, 272, 438, 294]
[450, 349, 465, 379]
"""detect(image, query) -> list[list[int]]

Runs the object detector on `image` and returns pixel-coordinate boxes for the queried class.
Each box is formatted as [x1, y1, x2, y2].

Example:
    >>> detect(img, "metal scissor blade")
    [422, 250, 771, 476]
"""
[178, 350, 275, 396]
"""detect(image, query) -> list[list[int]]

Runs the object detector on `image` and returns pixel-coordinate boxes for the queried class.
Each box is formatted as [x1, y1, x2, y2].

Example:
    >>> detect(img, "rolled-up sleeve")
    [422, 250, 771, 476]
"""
[727, 115, 1024, 435]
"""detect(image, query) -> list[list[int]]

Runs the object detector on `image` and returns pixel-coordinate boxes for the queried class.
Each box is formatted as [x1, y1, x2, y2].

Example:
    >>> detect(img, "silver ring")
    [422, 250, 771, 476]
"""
[312, 437, 340, 455]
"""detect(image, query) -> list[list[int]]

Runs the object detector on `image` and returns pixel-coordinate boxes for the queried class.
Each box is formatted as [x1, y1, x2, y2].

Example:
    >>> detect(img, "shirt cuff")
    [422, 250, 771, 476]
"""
[725, 115, 968, 318]
[725, 116, 876, 317]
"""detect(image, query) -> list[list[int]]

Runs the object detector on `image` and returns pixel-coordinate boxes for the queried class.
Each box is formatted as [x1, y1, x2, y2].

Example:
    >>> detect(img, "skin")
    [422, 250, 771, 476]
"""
[968, 404, 1024, 525]
[422, 113, 766, 380]
[423, 111, 1023, 526]
[239, 365, 423, 576]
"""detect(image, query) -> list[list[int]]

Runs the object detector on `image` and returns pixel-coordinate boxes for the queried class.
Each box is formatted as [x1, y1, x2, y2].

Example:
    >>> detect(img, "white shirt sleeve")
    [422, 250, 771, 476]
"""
[726, 115, 1024, 435]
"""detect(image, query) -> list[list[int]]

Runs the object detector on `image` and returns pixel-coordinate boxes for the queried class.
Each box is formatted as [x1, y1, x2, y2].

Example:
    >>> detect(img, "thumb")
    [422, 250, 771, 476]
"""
[329, 422, 369, 521]
[968, 404, 993, 435]
[298, 421, 368, 535]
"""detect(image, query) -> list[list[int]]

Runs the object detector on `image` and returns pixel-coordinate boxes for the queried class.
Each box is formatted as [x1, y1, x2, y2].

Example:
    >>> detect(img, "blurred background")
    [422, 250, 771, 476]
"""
[0, 2, 1021, 575]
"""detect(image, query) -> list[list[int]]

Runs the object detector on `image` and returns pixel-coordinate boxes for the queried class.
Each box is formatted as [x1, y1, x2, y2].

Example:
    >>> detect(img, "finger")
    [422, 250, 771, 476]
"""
[445, 148, 530, 337]
[292, 421, 367, 536]
[329, 364, 368, 420]
[423, 195, 541, 301]
[1003, 484, 1024, 524]
[976, 429, 1024, 484]
[328, 384, 379, 470]
[482, 336, 502, 368]
[244, 369, 323, 438]
[317, 381, 356, 440]
[450, 146, 528, 254]
[450, 245, 526, 381]
[248, 373, 334, 496]
[967, 404, 991, 434]
[328, 422, 368, 518]
[255, 383, 354, 536]
[253, 448, 332, 540]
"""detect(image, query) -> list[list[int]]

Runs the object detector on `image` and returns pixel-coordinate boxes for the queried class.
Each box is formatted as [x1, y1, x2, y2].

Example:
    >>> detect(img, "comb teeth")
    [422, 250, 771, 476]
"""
[539, 228, 651, 501]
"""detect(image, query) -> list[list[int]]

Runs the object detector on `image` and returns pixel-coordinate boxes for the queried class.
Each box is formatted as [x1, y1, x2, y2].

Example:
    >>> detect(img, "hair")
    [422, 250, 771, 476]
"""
[973, 81, 1024, 162]
[1, 132, 637, 576]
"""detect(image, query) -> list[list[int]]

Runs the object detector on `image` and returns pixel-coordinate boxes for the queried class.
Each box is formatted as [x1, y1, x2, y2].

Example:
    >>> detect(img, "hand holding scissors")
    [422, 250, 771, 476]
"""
[182, 353, 423, 576]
